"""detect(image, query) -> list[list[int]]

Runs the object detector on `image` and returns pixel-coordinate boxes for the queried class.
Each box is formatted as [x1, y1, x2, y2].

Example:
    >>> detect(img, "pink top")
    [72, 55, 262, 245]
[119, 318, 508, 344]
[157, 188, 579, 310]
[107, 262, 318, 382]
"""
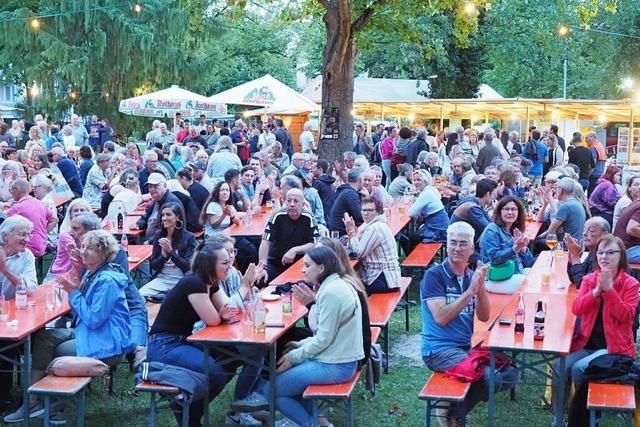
[381, 137, 395, 160]
[49, 232, 75, 275]
[7, 195, 53, 257]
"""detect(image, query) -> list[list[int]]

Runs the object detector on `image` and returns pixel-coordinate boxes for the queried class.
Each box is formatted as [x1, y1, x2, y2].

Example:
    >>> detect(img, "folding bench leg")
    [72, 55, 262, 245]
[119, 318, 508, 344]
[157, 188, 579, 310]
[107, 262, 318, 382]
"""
[383, 324, 389, 374]
[404, 290, 410, 331]
[78, 389, 85, 427]
[589, 408, 596, 427]
[180, 400, 189, 427]
[312, 398, 319, 427]
[347, 396, 353, 427]
[149, 392, 157, 427]
[425, 399, 432, 427]
[44, 395, 51, 427]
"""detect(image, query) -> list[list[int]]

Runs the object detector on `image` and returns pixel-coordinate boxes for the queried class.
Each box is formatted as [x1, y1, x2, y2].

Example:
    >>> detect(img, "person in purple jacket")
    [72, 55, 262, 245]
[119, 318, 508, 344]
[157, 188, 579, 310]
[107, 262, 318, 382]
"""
[588, 165, 621, 227]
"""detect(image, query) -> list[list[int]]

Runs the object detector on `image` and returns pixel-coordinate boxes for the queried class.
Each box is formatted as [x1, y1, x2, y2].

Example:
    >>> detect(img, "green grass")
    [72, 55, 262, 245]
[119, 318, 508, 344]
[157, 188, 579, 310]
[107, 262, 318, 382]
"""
[12, 275, 623, 426]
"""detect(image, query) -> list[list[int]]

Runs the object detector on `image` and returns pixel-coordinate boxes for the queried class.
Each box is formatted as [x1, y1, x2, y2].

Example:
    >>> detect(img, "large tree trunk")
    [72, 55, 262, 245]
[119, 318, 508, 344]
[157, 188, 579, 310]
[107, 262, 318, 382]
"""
[317, 7, 356, 164]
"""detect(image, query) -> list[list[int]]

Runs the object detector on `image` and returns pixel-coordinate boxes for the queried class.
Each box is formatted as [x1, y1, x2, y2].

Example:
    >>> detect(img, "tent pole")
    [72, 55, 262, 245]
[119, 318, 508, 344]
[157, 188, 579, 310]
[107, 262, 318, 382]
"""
[439, 106, 444, 131]
[630, 109, 634, 167]
[485, 112, 489, 126]
[381, 104, 385, 123]
[525, 106, 530, 142]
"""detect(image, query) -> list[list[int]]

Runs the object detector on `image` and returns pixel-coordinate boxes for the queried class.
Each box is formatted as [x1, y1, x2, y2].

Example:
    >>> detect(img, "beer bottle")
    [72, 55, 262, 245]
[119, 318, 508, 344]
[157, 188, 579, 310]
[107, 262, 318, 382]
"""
[533, 300, 545, 340]
[514, 293, 525, 333]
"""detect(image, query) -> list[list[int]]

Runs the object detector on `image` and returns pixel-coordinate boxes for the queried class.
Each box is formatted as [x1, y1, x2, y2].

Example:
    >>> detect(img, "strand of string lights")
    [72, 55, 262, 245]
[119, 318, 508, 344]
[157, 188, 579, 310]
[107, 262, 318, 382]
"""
[0, 2, 142, 27]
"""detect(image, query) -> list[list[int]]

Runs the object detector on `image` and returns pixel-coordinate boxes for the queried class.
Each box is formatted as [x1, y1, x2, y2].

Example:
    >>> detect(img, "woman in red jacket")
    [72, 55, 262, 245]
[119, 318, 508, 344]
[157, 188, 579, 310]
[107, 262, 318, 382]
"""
[558, 234, 639, 393]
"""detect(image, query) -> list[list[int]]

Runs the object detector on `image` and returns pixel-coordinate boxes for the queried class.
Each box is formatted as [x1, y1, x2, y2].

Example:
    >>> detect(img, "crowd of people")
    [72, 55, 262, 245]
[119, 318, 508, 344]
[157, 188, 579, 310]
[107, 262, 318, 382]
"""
[0, 111, 638, 427]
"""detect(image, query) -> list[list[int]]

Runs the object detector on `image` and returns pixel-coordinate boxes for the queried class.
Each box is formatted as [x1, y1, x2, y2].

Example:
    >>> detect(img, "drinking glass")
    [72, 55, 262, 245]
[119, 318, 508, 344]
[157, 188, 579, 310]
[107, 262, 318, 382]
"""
[45, 290, 55, 310]
[266, 200, 274, 211]
[545, 233, 558, 251]
[282, 293, 293, 315]
[0, 295, 9, 321]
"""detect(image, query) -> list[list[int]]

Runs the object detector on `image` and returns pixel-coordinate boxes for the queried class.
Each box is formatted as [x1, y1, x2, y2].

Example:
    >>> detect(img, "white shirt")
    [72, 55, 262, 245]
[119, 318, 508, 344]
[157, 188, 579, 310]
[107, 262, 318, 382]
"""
[0, 249, 37, 298]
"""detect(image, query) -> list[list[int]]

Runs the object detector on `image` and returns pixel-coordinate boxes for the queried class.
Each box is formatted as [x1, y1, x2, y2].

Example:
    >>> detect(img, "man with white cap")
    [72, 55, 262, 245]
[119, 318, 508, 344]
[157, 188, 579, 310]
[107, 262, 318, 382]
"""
[135, 173, 184, 240]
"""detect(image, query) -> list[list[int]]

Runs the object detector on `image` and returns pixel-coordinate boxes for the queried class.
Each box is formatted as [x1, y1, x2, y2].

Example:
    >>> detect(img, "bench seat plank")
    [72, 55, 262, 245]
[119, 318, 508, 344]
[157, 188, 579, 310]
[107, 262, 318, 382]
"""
[29, 376, 92, 396]
[401, 243, 442, 268]
[587, 383, 636, 411]
[135, 381, 180, 394]
[368, 277, 411, 327]
[418, 372, 470, 402]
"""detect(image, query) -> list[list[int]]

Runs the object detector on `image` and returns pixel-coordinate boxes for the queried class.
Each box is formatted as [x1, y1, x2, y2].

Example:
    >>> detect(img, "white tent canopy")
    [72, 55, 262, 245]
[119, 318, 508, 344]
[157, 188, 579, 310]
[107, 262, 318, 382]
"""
[209, 74, 319, 115]
[301, 76, 503, 103]
[119, 85, 227, 119]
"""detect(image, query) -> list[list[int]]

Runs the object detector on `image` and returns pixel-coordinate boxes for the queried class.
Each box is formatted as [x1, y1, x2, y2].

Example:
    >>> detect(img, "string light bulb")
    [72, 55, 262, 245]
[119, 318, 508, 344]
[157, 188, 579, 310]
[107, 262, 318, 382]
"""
[69, 91, 77, 100]
[132, 4, 142, 13]
[558, 25, 569, 37]
[30, 84, 40, 97]
[464, 2, 477, 15]
[29, 18, 41, 30]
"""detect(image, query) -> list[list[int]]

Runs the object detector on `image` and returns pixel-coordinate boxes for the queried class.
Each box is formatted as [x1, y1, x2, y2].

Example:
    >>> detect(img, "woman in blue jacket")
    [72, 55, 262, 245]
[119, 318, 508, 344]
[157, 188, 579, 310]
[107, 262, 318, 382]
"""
[480, 195, 533, 294]
[6, 230, 130, 422]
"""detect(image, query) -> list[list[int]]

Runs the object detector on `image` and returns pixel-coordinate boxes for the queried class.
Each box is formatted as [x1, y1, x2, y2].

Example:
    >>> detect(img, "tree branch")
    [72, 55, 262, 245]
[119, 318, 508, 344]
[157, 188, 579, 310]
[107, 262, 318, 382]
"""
[316, 0, 330, 10]
[352, 0, 387, 33]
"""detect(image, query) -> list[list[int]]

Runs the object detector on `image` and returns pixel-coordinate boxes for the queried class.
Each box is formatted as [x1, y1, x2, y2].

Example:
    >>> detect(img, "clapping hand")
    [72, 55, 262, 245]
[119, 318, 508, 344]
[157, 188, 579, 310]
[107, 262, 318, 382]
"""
[241, 263, 259, 288]
[563, 234, 583, 263]
[342, 213, 356, 235]
[55, 271, 82, 293]
[513, 228, 529, 252]
[158, 237, 172, 256]
[292, 283, 316, 306]
[468, 264, 488, 296]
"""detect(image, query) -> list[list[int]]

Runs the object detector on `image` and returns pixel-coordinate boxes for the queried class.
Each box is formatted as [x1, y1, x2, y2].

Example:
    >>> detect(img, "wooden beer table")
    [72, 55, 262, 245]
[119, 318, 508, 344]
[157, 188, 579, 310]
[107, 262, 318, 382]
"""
[102, 215, 145, 238]
[483, 250, 577, 426]
[0, 283, 70, 427]
[225, 207, 273, 238]
[270, 257, 358, 285]
[188, 287, 308, 427]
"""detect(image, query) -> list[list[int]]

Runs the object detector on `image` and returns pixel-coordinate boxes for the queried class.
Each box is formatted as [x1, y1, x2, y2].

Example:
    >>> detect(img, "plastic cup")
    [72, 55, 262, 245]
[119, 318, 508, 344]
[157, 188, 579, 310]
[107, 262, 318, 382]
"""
[542, 272, 551, 286]
[0, 295, 9, 321]
[45, 290, 55, 310]
[282, 294, 293, 315]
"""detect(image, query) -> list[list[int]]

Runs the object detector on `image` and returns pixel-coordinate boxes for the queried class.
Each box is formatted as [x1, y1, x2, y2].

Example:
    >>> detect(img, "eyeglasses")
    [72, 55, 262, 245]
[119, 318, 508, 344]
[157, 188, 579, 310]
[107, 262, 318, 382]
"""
[501, 207, 519, 212]
[227, 248, 238, 256]
[596, 250, 621, 257]
[361, 208, 377, 213]
[448, 240, 471, 249]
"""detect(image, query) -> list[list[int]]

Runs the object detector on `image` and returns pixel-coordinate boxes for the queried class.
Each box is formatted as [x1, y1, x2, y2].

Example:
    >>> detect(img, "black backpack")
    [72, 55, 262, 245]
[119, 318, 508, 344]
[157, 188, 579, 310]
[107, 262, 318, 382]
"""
[525, 140, 539, 160]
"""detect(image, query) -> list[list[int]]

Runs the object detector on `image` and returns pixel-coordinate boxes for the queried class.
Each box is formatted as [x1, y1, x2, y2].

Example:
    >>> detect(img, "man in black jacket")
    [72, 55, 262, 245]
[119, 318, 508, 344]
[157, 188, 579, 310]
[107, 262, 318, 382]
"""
[311, 159, 335, 224]
[136, 173, 195, 240]
[329, 168, 364, 236]
[405, 129, 429, 166]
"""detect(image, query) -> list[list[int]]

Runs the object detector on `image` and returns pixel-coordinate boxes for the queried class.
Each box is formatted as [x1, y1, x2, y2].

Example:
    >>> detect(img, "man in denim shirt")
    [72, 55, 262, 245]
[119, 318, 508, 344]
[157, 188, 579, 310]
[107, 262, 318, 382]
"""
[421, 222, 519, 424]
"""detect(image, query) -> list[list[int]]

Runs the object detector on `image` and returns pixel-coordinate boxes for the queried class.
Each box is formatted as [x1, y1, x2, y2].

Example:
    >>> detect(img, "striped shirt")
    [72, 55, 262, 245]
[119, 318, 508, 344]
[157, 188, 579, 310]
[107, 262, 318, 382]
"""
[349, 215, 400, 288]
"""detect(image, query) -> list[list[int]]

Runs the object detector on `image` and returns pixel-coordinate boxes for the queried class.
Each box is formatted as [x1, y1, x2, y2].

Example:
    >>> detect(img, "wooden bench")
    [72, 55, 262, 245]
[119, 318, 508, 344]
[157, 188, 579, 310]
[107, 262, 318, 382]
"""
[136, 381, 190, 427]
[368, 277, 411, 373]
[630, 263, 640, 270]
[401, 242, 442, 270]
[418, 372, 471, 427]
[587, 382, 635, 427]
[303, 328, 381, 427]
[29, 375, 92, 427]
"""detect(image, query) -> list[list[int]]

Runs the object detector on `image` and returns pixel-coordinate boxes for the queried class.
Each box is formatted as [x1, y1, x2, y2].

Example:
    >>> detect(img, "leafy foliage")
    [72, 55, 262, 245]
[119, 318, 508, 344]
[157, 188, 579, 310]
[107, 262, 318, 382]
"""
[481, 0, 640, 99]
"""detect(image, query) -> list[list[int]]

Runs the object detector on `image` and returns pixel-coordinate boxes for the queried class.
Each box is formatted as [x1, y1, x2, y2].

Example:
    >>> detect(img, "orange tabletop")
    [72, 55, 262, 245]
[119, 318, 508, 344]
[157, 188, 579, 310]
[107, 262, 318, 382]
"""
[52, 195, 71, 209]
[524, 220, 543, 241]
[472, 292, 514, 346]
[271, 257, 358, 285]
[127, 245, 153, 272]
[188, 286, 308, 346]
[483, 291, 576, 355]
[102, 215, 144, 237]
[131, 201, 151, 216]
[520, 250, 574, 295]
[387, 202, 413, 236]
[0, 283, 71, 341]
[225, 210, 273, 238]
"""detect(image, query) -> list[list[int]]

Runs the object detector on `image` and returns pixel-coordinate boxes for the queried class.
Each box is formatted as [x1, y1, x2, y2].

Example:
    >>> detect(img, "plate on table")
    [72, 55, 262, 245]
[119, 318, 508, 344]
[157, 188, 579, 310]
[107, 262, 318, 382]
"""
[262, 293, 280, 302]
[128, 256, 141, 263]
